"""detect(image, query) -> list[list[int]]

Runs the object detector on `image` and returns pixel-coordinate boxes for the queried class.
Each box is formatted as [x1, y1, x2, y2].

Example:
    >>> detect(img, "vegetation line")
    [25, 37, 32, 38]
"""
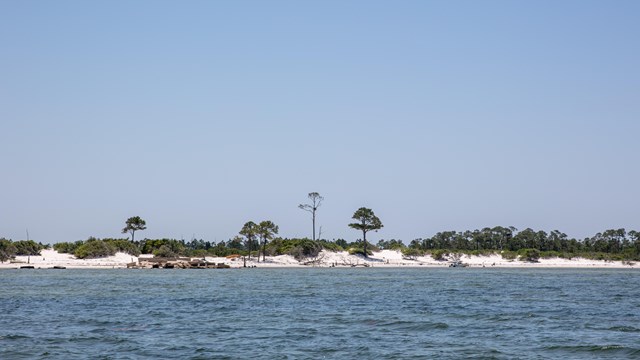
[1, 193, 638, 262]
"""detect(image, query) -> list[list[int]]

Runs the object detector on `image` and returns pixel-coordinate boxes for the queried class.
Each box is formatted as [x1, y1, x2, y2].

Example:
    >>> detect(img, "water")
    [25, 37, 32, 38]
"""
[1, 268, 639, 359]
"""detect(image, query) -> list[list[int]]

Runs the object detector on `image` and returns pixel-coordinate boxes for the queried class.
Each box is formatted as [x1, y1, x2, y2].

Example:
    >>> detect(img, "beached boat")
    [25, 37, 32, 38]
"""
[449, 261, 468, 268]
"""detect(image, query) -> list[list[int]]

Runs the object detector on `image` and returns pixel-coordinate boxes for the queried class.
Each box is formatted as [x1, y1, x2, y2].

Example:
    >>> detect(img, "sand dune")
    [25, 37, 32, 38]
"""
[1, 249, 637, 269]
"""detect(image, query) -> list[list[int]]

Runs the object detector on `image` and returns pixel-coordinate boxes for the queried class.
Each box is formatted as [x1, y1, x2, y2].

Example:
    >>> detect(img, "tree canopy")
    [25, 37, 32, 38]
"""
[257, 220, 279, 262]
[348, 207, 383, 257]
[122, 216, 147, 242]
[239, 221, 258, 259]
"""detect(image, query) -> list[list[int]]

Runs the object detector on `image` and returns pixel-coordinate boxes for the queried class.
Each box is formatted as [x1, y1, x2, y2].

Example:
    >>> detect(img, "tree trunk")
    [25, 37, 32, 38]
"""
[363, 230, 368, 257]
[312, 210, 316, 241]
[262, 239, 267, 262]
[131, 231, 135, 243]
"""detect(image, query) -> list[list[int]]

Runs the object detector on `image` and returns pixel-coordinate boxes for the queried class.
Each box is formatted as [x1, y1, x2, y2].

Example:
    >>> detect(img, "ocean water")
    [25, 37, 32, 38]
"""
[1, 268, 639, 359]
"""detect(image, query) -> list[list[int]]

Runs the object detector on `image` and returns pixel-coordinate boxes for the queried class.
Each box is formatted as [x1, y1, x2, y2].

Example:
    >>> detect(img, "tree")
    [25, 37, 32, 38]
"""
[298, 192, 324, 241]
[629, 230, 640, 258]
[348, 207, 383, 257]
[239, 221, 258, 259]
[377, 239, 405, 250]
[257, 220, 279, 262]
[227, 236, 245, 251]
[122, 216, 147, 243]
[335, 238, 348, 249]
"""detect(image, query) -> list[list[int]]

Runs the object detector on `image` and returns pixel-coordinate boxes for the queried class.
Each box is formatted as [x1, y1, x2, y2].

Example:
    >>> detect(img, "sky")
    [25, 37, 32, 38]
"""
[1, 1, 638, 245]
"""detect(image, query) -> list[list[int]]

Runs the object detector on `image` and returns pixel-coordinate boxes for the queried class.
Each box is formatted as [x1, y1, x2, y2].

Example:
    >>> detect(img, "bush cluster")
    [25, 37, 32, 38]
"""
[519, 248, 540, 262]
[56, 237, 140, 259]
[348, 247, 374, 257]
[0, 239, 47, 261]
[74, 238, 117, 259]
[401, 247, 424, 259]
[430, 249, 449, 261]
[0, 238, 17, 262]
[13, 240, 46, 256]
[53, 241, 84, 254]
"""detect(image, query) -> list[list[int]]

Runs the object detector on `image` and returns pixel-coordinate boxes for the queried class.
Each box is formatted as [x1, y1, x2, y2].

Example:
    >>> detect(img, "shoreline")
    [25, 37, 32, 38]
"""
[0, 249, 637, 270]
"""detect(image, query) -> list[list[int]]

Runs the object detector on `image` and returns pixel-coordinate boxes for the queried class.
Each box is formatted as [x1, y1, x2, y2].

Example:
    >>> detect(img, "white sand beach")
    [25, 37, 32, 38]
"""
[0, 249, 138, 269]
[1, 249, 637, 269]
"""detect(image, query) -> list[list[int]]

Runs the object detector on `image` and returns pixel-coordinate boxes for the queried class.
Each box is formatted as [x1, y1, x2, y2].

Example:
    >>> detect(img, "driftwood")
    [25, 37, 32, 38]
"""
[302, 253, 325, 266]
[136, 258, 230, 269]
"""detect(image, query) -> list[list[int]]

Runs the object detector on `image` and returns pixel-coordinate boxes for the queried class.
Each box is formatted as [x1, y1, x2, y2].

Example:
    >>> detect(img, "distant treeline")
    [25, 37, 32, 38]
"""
[2, 227, 639, 262]
[403, 227, 640, 261]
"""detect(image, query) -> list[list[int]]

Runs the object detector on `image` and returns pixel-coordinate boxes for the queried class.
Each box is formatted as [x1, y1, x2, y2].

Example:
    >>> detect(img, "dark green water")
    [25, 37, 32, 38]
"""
[1, 268, 639, 359]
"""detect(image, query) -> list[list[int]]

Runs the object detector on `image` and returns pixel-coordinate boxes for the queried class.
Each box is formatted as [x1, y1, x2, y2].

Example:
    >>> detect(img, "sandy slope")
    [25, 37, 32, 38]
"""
[0, 249, 637, 269]
[0, 249, 138, 269]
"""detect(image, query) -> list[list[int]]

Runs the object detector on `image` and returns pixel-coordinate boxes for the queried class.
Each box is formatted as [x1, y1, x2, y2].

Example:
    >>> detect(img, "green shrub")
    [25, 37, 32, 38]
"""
[74, 240, 117, 259]
[467, 249, 496, 257]
[430, 249, 449, 261]
[263, 238, 340, 259]
[140, 239, 186, 256]
[54, 241, 84, 254]
[265, 238, 287, 256]
[153, 245, 178, 258]
[501, 251, 517, 260]
[401, 247, 424, 259]
[367, 244, 381, 252]
[207, 243, 238, 257]
[288, 239, 323, 260]
[56, 238, 140, 257]
[264, 245, 278, 257]
[348, 247, 373, 257]
[538, 251, 560, 259]
[104, 239, 141, 256]
[519, 248, 540, 262]
[0, 238, 17, 262]
[378, 239, 406, 250]
[13, 240, 44, 256]
[319, 240, 344, 252]
[187, 249, 210, 258]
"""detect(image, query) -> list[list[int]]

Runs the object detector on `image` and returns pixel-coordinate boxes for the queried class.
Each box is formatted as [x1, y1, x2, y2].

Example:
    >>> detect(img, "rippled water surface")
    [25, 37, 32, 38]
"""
[2, 268, 640, 359]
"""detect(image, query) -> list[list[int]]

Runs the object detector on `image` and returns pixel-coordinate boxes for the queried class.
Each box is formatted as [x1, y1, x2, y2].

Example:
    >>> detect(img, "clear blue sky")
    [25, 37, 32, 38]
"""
[1, 1, 638, 244]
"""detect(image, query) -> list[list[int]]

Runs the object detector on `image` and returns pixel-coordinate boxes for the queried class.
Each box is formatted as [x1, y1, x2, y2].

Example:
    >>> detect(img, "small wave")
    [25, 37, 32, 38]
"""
[380, 320, 449, 331]
[67, 334, 113, 343]
[544, 344, 640, 355]
[111, 324, 149, 332]
[0, 334, 31, 340]
[585, 323, 640, 333]
[608, 325, 640, 333]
